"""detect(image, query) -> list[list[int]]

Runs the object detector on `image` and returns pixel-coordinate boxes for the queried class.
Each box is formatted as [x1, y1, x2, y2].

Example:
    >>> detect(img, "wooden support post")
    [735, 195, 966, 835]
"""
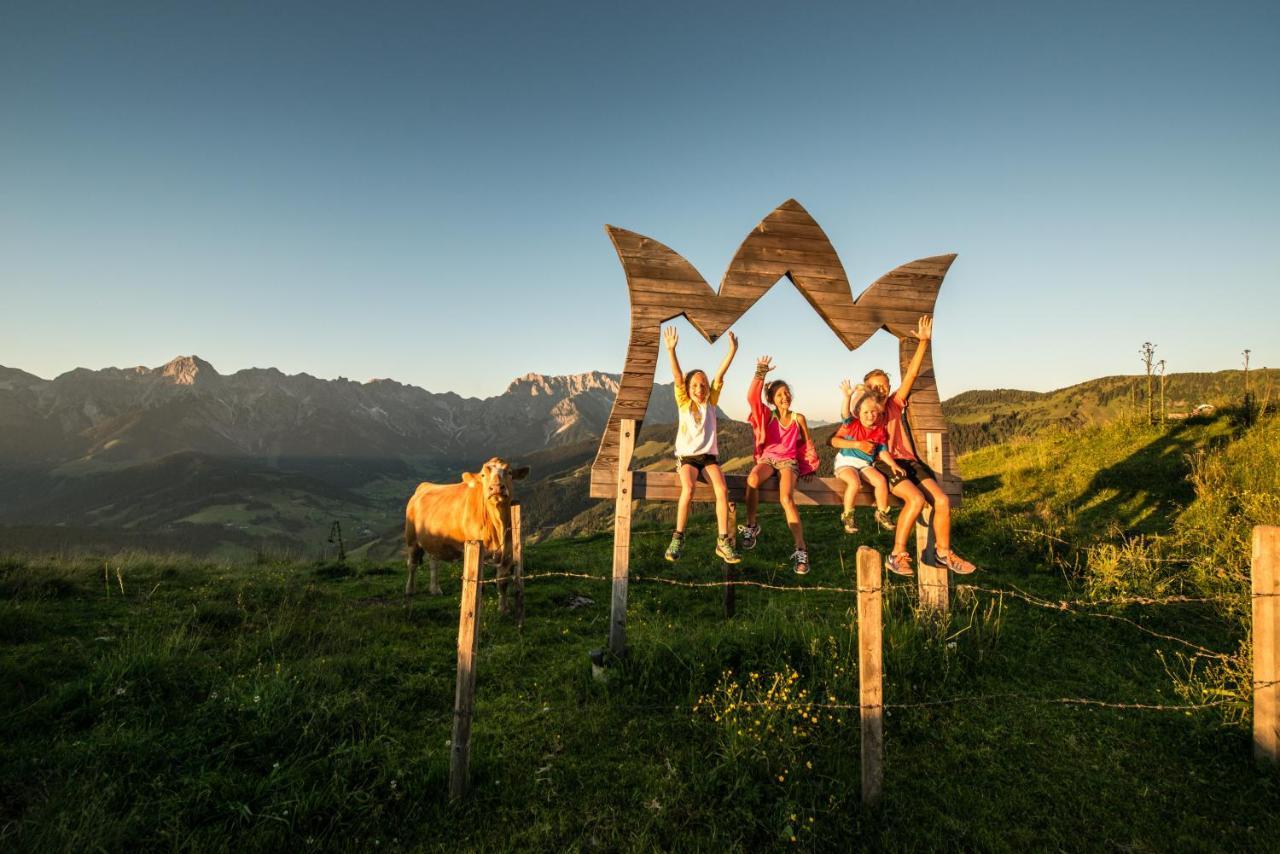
[1254, 525, 1280, 766]
[511, 502, 524, 629]
[449, 541, 483, 800]
[609, 419, 637, 659]
[724, 500, 737, 618]
[916, 432, 950, 612]
[856, 546, 884, 806]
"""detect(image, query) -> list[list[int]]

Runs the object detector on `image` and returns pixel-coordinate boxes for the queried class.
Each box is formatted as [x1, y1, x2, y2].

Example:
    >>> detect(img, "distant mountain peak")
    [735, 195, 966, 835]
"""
[158, 355, 218, 385]
[505, 370, 619, 396]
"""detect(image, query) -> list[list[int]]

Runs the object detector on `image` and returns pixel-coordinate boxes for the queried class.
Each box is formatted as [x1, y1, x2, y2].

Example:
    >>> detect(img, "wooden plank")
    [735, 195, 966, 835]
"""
[511, 502, 524, 629]
[856, 546, 884, 806]
[588, 468, 962, 503]
[916, 432, 950, 611]
[724, 501, 737, 618]
[1255, 525, 1280, 766]
[609, 419, 637, 658]
[449, 540, 483, 800]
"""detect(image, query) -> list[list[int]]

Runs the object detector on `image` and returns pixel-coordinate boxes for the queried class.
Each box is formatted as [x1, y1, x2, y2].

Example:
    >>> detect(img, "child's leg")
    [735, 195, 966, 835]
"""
[744, 462, 775, 525]
[704, 464, 730, 536]
[835, 467, 859, 514]
[860, 465, 890, 512]
[777, 467, 804, 549]
[675, 463, 698, 533]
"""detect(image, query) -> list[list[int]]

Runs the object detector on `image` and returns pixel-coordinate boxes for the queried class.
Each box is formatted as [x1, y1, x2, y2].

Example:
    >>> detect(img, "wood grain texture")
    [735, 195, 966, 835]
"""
[591, 199, 962, 507]
[856, 546, 884, 806]
[609, 419, 637, 658]
[1254, 526, 1280, 766]
[449, 541, 483, 800]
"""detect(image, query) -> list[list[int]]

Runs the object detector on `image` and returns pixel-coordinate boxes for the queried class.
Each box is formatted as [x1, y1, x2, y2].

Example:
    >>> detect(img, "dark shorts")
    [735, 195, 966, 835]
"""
[677, 454, 718, 474]
[874, 457, 936, 489]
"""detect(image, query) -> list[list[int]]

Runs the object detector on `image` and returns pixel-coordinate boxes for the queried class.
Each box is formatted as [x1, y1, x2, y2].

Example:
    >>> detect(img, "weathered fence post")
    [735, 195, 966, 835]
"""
[609, 419, 637, 658]
[449, 540, 483, 799]
[724, 500, 737, 618]
[1254, 525, 1280, 766]
[916, 432, 950, 612]
[511, 502, 524, 629]
[856, 546, 884, 805]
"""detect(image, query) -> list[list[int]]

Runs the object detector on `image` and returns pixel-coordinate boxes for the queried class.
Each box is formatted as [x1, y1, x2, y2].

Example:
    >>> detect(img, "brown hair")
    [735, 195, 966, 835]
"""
[856, 390, 886, 418]
[765, 379, 791, 406]
[863, 369, 890, 385]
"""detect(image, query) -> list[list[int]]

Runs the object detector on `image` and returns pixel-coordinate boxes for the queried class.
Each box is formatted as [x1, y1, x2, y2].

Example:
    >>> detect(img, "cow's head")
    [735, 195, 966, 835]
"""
[464, 457, 529, 505]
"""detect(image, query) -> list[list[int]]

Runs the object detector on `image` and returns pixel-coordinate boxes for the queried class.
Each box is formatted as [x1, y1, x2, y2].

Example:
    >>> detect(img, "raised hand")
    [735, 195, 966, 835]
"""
[726, 331, 738, 352]
[907, 315, 933, 341]
[840, 378, 853, 397]
[755, 356, 775, 375]
[663, 326, 678, 351]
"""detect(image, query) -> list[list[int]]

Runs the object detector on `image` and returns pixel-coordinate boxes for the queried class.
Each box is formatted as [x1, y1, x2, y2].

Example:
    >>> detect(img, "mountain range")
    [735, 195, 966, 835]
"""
[0, 355, 1267, 559]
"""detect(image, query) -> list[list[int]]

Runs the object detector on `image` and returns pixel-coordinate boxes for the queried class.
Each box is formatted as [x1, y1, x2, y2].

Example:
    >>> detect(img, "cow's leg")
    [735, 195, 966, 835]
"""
[497, 560, 511, 615]
[429, 555, 443, 596]
[406, 545, 424, 596]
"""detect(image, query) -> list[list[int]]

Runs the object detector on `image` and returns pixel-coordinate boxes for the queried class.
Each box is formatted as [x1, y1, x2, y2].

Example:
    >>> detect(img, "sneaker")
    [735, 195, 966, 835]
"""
[790, 548, 810, 575]
[737, 523, 761, 551]
[664, 533, 684, 562]
[874, 509, 895, 531]
[716, 536, 742, 564]
[936, 550, 976, 575]
[840, 509, 858, 535]
[886, 551, 914, 577]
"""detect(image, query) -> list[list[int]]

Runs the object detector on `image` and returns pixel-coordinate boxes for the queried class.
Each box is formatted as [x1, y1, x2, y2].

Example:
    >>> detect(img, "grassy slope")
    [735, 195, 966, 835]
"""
[2, 414, 1279, 851]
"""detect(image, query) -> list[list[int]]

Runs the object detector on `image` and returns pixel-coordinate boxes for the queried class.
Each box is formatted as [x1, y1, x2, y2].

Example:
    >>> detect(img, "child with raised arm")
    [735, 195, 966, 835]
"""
[830, 382, 902, 534]
[739, 355, 820, 574]
[662, 326, 741, 565]
[853, 315, 977, 577]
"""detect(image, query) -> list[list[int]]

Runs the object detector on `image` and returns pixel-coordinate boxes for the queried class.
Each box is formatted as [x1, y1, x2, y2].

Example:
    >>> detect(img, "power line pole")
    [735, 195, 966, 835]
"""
[1140, 342, 1157, 425]
[1156, 359, 1167, 425]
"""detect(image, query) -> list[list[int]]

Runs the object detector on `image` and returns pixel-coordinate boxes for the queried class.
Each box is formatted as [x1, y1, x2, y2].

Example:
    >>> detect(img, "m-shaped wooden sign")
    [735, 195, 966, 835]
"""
[589, 198, 960, 503]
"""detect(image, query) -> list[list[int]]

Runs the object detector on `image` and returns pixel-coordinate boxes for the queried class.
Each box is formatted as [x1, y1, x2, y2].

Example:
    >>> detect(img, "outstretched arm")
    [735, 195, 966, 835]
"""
[663, 327, 685, 392]
[894, 315, 933, 405]
[712, 331, 738, 387]
[840, 379, 854, 421]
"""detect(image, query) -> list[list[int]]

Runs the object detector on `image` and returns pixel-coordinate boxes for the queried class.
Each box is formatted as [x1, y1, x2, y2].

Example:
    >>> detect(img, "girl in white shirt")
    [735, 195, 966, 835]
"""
[662, 326, 740, 564]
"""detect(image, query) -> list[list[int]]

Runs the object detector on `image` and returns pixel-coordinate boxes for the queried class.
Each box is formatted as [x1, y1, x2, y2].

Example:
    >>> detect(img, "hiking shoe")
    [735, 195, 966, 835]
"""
[737, 523, 761, 551]
[664, 533, 684, 562]
[874, 509, 895, 531]
[716, 536, 742, 564]
[936, 550, 976, 575]
[841, 509, 858, 534]
[886, 551, 914, 577]
[790, 548, 810, 575]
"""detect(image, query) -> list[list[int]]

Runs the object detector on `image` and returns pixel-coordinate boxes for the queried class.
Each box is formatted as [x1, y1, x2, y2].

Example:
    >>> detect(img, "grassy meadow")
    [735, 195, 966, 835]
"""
[2, 411, 1278, 851]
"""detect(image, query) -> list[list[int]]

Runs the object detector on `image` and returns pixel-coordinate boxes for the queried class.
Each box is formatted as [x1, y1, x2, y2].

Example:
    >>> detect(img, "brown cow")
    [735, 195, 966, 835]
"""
[404, 457, 529, 612]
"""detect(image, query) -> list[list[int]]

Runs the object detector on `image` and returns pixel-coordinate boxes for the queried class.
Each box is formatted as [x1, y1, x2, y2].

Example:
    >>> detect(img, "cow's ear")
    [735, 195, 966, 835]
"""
[463, 472, 478, 487]
[511, 466, 530, 481]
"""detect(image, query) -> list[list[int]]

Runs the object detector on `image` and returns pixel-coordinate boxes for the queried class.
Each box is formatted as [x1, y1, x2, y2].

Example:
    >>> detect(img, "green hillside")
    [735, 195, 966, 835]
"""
[2, 408, 1277, 849]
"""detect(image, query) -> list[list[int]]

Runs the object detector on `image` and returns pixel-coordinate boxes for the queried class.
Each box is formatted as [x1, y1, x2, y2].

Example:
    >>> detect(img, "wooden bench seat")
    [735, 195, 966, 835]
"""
[589, 468, 962, 507]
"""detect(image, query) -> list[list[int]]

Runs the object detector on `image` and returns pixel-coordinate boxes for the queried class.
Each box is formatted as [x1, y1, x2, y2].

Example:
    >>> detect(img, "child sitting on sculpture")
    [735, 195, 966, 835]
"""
[739, 356, 820, 574]
[662, 326, 741, 564]
[830, 381, 903, 534]
[854, 315, 976, 577]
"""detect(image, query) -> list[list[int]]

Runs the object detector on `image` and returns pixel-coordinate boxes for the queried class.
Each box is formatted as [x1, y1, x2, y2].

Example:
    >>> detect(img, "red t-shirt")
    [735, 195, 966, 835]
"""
[834, 417, 887, 446]
[881, 396, 918, 461]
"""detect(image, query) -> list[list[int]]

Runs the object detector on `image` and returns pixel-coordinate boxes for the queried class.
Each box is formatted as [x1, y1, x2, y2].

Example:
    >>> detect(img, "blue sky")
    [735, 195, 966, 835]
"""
[2, 1, 1276, 420]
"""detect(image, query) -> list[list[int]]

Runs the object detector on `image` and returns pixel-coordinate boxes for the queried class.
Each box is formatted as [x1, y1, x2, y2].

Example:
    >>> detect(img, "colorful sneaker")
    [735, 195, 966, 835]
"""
[886, 551, 914, 577]
[790, 548, 810, 575]
[716, 536, 742, 564]
[936, 550, 976, 575]
[664, 532, 684, 562]
[840, 509, 858, 534]
[874, 509, 895, 531]
[737, 523, 761, 551]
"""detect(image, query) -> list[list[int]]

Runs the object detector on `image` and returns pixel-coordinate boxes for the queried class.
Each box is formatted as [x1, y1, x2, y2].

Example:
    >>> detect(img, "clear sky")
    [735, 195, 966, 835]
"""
[2, 1, 1276, 420]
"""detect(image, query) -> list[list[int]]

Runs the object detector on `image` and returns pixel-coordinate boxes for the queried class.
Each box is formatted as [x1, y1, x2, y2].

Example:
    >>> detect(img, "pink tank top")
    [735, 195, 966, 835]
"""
[759, 414, 800, 461]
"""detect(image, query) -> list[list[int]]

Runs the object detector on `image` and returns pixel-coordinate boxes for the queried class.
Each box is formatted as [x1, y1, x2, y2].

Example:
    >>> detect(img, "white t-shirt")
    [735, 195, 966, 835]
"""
[674, 380, 722, 457]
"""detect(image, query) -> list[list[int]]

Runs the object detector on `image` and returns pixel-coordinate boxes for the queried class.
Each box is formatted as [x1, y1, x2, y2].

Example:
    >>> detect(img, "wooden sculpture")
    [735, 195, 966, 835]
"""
[593, 200, 963, 650]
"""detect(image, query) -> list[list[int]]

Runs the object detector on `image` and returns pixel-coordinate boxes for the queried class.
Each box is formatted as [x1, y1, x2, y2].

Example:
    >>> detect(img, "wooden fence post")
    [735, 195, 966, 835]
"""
[511, 502, 524, 629]
[856, 546, 884, 805]
[724, 500, 737, 618]
[449, 540, 483, 799]
[609, 419, 637, 658]
[1254, 525, 1280, 766]
[916, 432, 950, 612]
